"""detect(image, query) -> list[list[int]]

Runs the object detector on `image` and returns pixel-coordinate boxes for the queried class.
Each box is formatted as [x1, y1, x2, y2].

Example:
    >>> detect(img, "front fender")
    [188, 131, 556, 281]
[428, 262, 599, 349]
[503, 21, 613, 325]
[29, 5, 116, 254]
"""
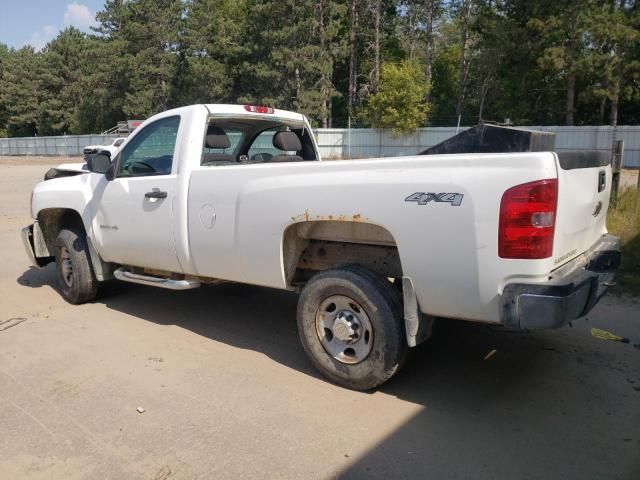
[31, 175, 93, 234]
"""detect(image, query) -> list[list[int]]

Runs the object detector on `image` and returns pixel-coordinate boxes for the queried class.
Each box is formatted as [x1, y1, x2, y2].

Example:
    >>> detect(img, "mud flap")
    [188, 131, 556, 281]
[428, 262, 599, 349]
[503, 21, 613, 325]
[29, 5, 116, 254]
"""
[402, 276, 434, 347]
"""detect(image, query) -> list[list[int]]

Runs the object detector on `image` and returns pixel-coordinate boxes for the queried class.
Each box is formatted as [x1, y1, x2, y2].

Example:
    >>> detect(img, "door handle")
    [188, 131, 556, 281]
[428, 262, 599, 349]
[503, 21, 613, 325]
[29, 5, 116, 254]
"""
[145, 189, 167, 199]
[598, 171, 606, 192]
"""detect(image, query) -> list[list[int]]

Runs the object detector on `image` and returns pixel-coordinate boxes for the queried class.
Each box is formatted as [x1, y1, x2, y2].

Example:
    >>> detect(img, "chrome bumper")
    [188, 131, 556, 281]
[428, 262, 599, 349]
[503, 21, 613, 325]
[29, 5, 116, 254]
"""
[501, 235, 620, 329]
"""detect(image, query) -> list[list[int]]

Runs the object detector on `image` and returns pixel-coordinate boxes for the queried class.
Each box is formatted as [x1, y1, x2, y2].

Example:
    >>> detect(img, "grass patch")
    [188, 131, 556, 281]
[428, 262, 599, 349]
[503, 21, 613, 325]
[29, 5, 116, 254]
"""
[607, 187, 640, 296]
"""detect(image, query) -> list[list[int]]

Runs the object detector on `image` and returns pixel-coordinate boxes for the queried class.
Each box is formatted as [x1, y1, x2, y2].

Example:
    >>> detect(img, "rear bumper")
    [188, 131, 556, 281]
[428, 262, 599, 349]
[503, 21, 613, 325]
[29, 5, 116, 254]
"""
[501, 235, 620, 329]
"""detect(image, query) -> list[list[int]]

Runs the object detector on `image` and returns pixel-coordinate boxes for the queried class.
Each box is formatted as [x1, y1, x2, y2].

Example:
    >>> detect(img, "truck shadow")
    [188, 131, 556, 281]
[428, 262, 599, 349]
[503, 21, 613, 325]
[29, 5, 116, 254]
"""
[18, 264, 61, 292]
[17, 267, 637, 479]
[17, 265, 547, 389]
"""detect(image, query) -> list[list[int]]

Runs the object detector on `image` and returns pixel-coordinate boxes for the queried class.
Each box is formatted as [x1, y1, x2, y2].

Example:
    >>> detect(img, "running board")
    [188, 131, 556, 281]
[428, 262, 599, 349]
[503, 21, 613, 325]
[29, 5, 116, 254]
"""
[114, 268, 201, 290]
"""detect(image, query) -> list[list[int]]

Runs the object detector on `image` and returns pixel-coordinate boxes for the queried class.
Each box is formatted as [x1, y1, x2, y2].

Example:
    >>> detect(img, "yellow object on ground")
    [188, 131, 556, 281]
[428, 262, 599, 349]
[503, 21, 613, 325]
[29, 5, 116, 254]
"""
[591, 328, 627, 342]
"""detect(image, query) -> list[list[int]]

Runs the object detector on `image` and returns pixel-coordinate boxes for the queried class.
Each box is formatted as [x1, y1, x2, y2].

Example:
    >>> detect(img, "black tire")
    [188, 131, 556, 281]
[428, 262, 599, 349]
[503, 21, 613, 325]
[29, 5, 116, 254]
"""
[297, 265, 407, 390]
[54, 228, 98, 304]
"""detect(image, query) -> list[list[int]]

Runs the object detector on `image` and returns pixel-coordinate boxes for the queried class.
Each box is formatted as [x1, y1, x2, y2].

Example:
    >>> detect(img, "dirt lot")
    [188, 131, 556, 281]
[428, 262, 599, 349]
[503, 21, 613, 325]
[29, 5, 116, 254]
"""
[1, 159, 639, 479]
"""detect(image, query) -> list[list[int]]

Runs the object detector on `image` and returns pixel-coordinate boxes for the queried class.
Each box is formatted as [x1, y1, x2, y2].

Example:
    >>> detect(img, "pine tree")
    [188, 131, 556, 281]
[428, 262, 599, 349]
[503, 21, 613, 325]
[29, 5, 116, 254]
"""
[0, 47, 43, 136]
[179, 0, 250, 105]
[0, 43, 10, 136]
[38, 28, 92, 135]
[584, 0, 640, 126]
[1, 0, 640, 134]
[94, 0, 184, 118]
[243, 0, 347, 127]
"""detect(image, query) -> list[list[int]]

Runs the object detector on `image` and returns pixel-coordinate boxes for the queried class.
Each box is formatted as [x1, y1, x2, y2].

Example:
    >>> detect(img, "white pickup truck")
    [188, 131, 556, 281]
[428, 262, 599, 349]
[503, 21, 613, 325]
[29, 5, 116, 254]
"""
[23, 104, 620, 389]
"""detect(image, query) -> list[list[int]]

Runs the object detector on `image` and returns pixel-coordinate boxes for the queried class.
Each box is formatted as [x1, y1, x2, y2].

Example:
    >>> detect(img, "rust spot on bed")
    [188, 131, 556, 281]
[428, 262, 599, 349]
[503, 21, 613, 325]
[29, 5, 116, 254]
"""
[290, 212, 368, 223]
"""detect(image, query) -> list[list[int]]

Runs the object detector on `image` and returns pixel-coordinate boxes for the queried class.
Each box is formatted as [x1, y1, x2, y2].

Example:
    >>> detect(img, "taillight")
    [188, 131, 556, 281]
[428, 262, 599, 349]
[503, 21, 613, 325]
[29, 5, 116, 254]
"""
[498, 179, 558, 259]
[244, 105, 274, 114]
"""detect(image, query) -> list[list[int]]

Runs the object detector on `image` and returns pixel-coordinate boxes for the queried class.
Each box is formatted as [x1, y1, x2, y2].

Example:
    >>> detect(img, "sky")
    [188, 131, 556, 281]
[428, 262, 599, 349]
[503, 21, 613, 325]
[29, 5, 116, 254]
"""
[0, 0, 105, 50]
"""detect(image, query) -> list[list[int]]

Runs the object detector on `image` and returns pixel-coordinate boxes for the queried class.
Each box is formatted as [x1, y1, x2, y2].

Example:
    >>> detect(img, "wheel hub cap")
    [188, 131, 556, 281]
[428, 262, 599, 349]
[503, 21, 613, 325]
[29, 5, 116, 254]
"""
[315, 295, 373, 364]
[332, 312, 360, 342]
[60, 246, 73, 287]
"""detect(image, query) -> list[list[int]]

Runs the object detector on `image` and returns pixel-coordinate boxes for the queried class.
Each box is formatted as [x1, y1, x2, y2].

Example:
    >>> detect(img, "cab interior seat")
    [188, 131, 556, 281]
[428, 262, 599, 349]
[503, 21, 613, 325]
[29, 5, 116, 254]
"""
[269, 131, 304, 163]
[202, 126, 236, 164]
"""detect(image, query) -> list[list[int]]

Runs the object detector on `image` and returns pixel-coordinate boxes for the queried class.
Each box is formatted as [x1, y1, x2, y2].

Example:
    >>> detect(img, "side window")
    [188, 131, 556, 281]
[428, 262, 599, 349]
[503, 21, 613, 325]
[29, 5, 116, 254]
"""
[116, 116, 180, 177]
[247, 129, 282, 162]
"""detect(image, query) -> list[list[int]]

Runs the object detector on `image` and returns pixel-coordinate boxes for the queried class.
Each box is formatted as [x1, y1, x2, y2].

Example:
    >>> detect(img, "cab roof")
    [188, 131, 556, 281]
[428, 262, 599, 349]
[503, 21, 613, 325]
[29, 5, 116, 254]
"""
[203, 104, 306, 122]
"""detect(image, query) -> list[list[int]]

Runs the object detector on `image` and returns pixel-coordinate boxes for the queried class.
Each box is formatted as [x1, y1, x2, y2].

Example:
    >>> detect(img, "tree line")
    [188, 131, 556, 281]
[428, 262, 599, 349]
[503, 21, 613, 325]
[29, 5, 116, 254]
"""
[0, 0, 638, 137]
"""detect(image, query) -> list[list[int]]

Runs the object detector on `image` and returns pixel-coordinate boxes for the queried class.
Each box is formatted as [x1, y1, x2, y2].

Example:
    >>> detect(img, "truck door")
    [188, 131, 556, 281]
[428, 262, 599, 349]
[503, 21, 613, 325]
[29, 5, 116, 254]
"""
[90, 115, 183, 273]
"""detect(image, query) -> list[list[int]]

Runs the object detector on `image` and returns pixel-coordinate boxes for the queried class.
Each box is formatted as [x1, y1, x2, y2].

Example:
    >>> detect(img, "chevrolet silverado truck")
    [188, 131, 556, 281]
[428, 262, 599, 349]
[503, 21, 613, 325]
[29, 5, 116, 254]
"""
[22, 104, 620, 389]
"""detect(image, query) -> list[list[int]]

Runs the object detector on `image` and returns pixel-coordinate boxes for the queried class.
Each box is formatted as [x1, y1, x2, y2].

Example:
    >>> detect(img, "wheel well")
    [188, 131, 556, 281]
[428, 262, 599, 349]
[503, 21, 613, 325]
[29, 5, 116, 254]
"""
[37, 208, 86, 254]
[282, 221, 402, 287]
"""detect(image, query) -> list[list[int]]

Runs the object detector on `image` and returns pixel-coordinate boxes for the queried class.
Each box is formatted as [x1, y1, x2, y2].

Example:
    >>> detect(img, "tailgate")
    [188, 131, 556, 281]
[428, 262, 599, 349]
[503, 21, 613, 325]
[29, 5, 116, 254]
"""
[552, 151, 611, 268]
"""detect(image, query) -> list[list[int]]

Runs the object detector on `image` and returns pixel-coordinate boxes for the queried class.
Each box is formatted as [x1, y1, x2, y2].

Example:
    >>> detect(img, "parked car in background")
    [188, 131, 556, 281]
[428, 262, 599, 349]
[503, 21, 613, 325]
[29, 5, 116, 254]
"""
[44, 138, 128, 181]
[83, 137, 126, 158]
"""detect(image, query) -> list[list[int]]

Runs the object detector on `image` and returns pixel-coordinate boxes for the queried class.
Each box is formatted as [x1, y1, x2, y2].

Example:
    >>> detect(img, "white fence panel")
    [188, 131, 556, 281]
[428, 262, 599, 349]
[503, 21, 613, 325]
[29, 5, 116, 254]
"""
[0, 134, 121, 156]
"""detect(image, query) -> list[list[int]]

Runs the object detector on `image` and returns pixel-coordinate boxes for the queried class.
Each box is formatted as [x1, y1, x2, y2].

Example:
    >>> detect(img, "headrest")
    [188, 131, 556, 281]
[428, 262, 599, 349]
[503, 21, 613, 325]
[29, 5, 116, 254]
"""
[206, 126, 231, 149]
[273, 131, 302, 151]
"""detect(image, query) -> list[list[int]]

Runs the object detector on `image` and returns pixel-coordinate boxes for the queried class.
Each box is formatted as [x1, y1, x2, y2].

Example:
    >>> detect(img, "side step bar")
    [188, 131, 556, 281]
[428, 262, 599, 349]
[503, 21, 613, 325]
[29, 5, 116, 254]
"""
[114, 267, 201, 290]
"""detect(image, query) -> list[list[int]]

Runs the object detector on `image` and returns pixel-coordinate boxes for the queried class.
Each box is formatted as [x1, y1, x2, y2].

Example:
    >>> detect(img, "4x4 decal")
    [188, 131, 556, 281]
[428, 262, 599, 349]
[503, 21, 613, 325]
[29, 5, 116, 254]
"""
[405, 192, 464, 206]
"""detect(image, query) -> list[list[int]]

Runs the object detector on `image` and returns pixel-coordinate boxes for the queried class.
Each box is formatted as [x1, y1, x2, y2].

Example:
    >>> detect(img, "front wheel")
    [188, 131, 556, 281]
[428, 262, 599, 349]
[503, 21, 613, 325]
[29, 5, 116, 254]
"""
[54, 228, 98, 304]
[297, 265, 406, 390]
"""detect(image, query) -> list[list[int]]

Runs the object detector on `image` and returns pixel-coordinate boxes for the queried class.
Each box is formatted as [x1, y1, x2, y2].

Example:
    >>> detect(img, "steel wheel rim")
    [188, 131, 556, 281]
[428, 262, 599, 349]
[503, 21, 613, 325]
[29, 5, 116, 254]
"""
[315, 295, 373, 364]
[60, 246, 74, 287]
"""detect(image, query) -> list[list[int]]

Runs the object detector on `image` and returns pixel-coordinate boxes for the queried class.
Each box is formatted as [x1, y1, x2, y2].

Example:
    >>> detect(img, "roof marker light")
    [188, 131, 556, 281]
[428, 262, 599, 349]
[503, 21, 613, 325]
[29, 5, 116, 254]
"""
[244, 105, 274, 114]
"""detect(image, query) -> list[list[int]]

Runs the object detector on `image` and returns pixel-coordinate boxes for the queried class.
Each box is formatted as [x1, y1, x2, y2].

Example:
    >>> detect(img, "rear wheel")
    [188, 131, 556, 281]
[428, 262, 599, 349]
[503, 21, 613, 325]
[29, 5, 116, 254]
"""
[54, 228, 98, 304]
[297, 265, 406, 390]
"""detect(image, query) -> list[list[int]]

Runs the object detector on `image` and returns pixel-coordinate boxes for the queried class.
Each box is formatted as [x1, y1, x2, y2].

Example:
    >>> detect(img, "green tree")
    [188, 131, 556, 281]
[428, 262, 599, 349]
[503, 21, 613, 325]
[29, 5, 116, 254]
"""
[1, 0, 640, 135]
[527, 0, 597, 125]
[429, 43, 460, 125]
[95, 0, 184, 118]
[72, 37, 130, 133]
[0, 43, 10, 136]
[38, 28, 92, 135]
[365, 60, 430, 134]
[179, 0, 249, 105]
[125, 0, 184, 117]
[0, 47, 43, 136]
[584, 1, 640, 126]
[242, 0, 347, 127]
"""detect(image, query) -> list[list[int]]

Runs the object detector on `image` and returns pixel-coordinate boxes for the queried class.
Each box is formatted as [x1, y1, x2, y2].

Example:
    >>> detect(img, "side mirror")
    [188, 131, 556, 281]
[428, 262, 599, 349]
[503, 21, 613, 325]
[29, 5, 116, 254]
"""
[87, 152, 112, 174]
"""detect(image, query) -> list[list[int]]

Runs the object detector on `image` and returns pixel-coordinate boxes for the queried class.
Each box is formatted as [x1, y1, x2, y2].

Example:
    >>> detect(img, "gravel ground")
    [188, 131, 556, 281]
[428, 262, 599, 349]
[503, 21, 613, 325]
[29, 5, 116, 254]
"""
[0, 159, 639, 479]
[0, 156, 83, 165]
